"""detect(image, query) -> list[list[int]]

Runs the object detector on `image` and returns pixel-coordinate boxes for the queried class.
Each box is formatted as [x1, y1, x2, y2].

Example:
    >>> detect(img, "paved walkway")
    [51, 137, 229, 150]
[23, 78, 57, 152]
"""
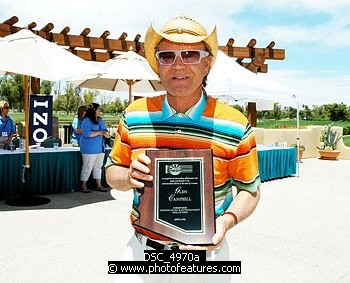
[0, 158, 349, 282]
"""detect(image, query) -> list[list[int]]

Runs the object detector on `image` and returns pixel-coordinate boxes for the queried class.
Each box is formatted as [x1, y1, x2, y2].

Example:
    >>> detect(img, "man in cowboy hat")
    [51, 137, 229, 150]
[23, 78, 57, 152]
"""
[106, 15, 260, 282]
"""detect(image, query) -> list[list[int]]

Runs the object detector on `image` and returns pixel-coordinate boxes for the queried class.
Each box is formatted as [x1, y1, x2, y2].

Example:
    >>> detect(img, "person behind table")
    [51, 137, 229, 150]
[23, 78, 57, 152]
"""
[0, 100, 17, 147]
[71, 105, 87, 146]
[105, 15, 261, 282]
[79, 103, 110, 193]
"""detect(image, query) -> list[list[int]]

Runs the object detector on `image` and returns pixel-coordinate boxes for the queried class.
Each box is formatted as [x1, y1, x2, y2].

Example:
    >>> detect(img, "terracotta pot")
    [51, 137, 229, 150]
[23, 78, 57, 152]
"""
[318, 150, 340, 160]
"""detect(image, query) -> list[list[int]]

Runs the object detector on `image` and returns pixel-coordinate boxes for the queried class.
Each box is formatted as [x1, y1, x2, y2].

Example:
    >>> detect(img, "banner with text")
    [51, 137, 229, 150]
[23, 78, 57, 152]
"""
[29, 95, 52, 145]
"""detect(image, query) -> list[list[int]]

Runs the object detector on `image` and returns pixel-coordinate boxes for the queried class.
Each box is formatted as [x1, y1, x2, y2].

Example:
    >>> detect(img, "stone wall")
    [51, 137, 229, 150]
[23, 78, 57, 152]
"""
[58, 124, 350, 160]
[253, 126, 350, 159]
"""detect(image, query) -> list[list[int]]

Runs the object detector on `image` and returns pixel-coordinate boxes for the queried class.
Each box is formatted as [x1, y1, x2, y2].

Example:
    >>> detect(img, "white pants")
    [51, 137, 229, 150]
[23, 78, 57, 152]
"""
[114, 234, 232, 283]
[80, 153, 104, 181]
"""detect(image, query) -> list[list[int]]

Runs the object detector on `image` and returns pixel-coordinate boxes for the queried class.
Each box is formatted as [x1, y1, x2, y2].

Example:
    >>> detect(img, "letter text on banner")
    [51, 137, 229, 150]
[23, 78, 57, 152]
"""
[29, 95, 52, 145]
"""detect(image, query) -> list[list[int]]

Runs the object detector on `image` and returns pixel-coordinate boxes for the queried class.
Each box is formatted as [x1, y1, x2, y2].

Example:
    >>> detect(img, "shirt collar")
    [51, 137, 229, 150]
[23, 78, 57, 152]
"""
[162, 92, 207, 121]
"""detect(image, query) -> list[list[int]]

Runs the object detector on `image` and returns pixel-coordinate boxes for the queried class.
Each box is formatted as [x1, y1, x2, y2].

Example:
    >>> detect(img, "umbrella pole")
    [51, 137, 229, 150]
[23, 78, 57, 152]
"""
[127, 80, 132, 104]
[5, 75, 50, 207]
[21, 74, 31, 195]
[24, 75, 30, 169]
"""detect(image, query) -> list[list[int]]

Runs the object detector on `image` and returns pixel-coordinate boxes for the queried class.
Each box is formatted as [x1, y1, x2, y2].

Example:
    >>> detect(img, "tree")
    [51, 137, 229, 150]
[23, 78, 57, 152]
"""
[324, 103, 349, 121]
[300, 104, 312, 120]
[312, 105, 327, 120]
[284, 106, 297, 119]
[100, 93, 113, 113]
[113, 97, 126, 114]
[62, 83, 77, 114]
[83, 89, 99, 107]
[53, 83, 84, 114]
[272, 103, 282, 120]
[0, 75, 24, 111]
[40, 80, 54, 95]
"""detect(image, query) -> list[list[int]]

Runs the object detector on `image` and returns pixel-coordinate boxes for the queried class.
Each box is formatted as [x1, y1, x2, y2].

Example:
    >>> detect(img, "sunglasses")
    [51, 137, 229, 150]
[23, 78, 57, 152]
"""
[3, 106, 9, 109]
[155, 50, 210, 65]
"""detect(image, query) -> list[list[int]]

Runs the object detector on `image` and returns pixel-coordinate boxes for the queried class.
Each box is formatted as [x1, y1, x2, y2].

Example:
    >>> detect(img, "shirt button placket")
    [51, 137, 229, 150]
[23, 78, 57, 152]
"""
[173, 114, 182, 148]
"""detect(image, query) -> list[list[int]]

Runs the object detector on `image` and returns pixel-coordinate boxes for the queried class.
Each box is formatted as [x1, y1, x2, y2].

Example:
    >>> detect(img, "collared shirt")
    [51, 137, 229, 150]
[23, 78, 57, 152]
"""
[107, 93, 260, 241]
[71, 117, 83, 145]
[80, 117, 108, 154]
[0, 115, 16, 136]
[162, 94, 206, 121]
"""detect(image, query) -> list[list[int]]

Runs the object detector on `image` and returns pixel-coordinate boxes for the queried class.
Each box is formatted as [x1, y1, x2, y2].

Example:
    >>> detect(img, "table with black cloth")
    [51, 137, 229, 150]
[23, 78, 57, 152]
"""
[257, 145, 297, 182]
[0, 147, 111, 200]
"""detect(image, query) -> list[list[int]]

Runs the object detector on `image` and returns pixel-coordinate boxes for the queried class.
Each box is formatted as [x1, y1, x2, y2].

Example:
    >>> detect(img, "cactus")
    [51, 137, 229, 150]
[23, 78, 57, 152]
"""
[317, 123, 342, 151]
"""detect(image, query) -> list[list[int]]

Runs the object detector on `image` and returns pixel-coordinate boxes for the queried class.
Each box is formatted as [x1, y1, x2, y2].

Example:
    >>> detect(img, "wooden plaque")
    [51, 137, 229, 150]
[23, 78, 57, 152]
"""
[133, 149, 215, 245]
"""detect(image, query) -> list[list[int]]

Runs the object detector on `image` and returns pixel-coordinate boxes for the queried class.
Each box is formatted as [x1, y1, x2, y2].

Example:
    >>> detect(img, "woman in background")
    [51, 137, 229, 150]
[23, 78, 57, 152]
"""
[0, 100, 16, 147]
[71, 105, 87, 146]
[79, 103, 110, 193]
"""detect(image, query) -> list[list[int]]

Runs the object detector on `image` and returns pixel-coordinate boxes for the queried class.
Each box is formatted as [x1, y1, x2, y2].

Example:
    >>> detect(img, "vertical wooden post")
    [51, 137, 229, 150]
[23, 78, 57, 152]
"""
[30, 77, 40, 94]
[247, 102, 257, 127]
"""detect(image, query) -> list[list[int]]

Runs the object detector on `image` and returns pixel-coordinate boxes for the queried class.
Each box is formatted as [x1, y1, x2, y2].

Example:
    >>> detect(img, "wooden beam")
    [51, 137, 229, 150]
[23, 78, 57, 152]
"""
[60, 26, 70, 34]
[40, 23, 54, 33]
[219, 46, 285, 60]
[3, 16, 18, 25]
[27, 22, 37, 30]
[0, 18, 286, 70]
[80, 28, 90, 37]
[100, 30, 110, 38]
[245, 53, 265, 72]
[241, 63, 268, 73]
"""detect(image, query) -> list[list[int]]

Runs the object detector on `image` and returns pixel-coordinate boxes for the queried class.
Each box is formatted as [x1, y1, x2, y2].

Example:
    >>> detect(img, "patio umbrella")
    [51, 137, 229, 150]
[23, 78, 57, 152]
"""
[0, 29, 100, 205]
[206, 51, 295, 102]
[0, 29, 99, 81]
[69, 50, 164, 103]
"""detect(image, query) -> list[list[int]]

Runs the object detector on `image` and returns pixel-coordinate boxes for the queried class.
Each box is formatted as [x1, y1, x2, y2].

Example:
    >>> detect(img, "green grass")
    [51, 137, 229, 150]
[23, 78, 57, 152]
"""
[343, 136, 350, 147]
[10, 112, 121, 126]
[9, 112, 350, 140]
[257, 119, 350, 128]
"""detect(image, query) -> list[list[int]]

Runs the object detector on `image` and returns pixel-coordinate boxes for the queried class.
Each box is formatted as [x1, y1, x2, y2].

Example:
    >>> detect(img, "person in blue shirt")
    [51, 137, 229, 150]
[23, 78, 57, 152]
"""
[0, 100, 17, 147]
[79, 103, 110, 193]
[71, 105, 87, 146]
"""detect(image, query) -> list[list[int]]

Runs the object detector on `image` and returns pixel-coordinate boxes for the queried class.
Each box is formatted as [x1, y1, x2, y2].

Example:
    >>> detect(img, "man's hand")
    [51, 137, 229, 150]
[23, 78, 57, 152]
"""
[178, 215, 230, 251]
[128, 154, 153, 188]
[106, 153, 153, 191]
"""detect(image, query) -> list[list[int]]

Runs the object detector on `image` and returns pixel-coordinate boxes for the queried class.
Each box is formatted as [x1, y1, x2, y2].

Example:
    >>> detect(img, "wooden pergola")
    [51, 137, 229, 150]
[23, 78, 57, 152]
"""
[0, 16, 286, 126]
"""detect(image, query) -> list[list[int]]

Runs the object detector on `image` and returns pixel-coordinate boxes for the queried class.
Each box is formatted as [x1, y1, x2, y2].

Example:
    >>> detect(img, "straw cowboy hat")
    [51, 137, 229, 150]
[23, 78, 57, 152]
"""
[144, 15, 218, 75]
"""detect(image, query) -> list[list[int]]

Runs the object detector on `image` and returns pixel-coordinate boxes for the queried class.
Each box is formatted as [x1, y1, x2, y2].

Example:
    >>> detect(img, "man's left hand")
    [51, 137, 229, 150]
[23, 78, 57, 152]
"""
[178, 216, 229, 251]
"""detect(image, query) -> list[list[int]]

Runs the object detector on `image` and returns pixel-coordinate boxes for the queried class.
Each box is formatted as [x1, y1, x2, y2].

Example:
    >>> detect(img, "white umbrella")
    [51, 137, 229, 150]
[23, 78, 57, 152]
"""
[0, 29, 100, 192]
[69, 50, 164, 103]
[206, 51, 295, 102]
[0, 29, 99, 81]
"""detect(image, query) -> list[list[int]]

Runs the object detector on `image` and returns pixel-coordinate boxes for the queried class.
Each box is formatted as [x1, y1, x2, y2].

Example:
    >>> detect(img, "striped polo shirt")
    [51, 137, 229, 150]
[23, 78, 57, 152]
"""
[108, 93, 260, 240]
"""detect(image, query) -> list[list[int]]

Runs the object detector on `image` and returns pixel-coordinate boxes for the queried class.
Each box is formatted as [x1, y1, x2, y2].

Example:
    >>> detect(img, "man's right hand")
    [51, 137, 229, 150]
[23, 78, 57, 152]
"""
[128, 154, 153, 188]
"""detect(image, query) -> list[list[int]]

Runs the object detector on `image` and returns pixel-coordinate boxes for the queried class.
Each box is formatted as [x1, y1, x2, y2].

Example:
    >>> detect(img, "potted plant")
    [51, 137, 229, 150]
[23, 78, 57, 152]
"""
[291, 143, 305, 161]
[317, 123, 342, 160]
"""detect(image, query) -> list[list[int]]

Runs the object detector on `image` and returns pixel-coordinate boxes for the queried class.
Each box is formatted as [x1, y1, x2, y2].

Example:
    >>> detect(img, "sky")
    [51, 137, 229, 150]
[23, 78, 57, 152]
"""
[0, 0, 350, 107]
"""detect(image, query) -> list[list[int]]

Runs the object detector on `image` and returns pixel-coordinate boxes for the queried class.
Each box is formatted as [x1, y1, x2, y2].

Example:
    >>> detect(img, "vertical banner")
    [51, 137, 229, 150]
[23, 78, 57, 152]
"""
[29, 95, 53, 145]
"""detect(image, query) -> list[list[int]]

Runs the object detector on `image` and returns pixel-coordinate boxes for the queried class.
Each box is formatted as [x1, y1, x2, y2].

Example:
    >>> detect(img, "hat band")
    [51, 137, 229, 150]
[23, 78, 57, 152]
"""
[163, 28, 206, 37]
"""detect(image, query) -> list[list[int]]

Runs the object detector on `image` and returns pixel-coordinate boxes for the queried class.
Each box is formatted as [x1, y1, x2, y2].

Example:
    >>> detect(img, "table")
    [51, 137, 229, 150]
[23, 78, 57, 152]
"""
[257, 145, 297, 182]
[1, 145, 296, 199]
[0, 147, 111, 200]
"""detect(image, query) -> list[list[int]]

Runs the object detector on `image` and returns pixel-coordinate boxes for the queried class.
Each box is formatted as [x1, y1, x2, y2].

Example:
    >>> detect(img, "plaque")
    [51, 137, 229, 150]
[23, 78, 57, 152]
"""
[133, 149, 215, 245]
